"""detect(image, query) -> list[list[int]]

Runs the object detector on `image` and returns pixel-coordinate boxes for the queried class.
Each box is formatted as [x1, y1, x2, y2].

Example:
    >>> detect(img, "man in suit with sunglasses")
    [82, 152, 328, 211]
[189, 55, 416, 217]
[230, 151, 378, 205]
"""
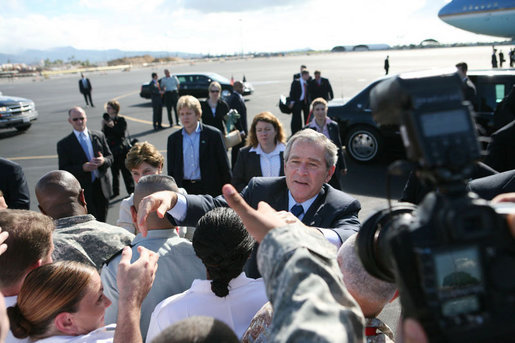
[57, 106, 113, 222]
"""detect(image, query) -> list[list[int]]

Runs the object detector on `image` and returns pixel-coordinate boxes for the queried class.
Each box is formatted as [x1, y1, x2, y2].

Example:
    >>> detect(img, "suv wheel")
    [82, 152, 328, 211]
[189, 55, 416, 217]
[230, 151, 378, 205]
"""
[15, 123, 31, 132]
[345, 126, 383, 162]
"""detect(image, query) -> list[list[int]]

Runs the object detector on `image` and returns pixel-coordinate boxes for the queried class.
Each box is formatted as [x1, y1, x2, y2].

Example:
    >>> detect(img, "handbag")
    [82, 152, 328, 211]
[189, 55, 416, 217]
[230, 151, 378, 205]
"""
[279, 95, 293, 114]
[225, 130, 242, 148]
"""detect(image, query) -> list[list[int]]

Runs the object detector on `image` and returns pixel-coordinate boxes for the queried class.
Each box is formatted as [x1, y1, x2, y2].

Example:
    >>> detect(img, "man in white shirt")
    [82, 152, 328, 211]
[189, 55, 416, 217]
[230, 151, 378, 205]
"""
[160, 69, 180, 127]
[0, 209, 54, 343]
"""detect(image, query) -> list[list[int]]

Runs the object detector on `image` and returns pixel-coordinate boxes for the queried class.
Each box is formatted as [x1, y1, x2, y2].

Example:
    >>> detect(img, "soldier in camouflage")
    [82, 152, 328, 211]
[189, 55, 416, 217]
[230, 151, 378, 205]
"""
[35, 170, 134, 270]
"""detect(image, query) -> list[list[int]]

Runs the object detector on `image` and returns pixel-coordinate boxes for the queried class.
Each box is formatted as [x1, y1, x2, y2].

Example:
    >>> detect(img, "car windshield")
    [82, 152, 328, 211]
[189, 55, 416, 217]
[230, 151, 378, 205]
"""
[205, 73, 231, 84]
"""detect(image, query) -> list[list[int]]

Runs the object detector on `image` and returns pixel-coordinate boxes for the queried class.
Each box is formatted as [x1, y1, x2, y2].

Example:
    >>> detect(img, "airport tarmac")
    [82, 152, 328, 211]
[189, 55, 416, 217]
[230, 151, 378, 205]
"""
[1, 45, 512, 338]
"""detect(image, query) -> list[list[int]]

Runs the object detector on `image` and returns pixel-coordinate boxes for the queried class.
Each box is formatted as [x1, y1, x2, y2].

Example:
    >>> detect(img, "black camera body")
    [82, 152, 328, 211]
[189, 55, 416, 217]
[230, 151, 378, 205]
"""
[358, 72, 515, 342]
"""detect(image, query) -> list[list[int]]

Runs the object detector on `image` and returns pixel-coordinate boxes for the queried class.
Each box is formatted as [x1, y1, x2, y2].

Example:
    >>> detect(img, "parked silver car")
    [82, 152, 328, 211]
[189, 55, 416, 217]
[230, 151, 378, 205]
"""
[0, 92, 38, 131]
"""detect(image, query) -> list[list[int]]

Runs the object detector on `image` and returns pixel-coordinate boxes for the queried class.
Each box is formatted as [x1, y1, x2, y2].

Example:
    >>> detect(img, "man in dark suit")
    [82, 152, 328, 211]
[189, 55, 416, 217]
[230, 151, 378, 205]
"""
[57, 106, 113, 222]
[138, 130, 361, 277]
[309, 70, 334, 101]
[0, 157, 30, 209]
[227, 81, 248, 167]
[167, 95, 231, 197]
[78, 73, 94, 107]
[456, 62, 477, 111]
[150, 72, 164, 130]
[289, 70, 311, 134]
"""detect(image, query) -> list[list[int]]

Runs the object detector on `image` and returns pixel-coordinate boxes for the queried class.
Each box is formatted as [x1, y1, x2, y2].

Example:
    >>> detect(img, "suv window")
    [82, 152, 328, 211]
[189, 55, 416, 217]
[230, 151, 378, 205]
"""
[476, 81, 506, 112]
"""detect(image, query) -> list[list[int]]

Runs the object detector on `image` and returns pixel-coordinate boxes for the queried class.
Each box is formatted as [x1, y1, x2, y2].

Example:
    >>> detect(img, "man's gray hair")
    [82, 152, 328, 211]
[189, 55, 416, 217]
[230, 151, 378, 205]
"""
[284, 130, 338, 169]
[337, 234, 397, 306]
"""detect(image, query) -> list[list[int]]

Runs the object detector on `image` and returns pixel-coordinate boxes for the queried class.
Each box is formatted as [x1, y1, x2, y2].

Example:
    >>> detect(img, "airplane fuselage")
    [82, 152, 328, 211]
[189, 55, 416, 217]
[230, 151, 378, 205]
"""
[439, 0, 515, 39]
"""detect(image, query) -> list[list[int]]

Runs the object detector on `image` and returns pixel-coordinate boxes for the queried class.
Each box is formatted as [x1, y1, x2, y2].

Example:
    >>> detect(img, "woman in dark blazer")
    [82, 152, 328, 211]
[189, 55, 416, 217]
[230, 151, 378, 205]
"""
[305, 97, 347, 190]
[200, 81, 230, 134]
[232, 112, 287, 191]
[101, 99, 134, 197]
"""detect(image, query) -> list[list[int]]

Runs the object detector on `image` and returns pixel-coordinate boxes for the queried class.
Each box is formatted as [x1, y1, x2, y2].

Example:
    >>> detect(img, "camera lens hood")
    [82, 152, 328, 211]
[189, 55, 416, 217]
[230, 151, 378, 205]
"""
[357, 203, 417, 282]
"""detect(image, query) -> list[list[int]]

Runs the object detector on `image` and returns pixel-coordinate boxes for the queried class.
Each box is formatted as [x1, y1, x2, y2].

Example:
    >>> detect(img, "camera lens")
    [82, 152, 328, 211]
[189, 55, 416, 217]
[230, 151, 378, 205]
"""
[356, 203, 416, 283]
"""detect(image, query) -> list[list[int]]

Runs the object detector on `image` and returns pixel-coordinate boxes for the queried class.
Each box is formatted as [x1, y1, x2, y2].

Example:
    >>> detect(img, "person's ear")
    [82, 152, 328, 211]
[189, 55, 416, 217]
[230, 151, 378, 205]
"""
[79, 189, 87, 207]
[325, 165, 336, 183]
[54, 312, 78, 335]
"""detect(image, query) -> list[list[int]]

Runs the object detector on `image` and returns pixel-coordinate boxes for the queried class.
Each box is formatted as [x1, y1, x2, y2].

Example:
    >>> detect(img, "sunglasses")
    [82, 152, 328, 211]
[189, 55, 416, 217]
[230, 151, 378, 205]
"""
[72, 117, 86, 122]
[210, 89, 220, 93]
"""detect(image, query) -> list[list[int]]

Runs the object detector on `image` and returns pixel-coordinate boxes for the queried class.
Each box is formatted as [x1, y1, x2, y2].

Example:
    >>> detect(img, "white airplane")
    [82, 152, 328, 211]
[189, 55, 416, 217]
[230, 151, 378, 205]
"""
[438, 0, 515, 39]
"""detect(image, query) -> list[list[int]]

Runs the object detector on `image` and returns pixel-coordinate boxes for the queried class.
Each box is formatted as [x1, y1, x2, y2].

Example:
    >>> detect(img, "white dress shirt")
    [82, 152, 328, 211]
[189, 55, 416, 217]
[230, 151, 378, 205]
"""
[250, 143, 285, 177]
[146, 273, 267, 341]
[4, 295, 29, 343]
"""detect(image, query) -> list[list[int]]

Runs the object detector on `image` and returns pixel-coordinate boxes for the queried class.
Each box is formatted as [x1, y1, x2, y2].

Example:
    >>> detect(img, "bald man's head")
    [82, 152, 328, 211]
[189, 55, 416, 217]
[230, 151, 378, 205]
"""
[35, 170, 87, 219]
[131, 175, 179, 231]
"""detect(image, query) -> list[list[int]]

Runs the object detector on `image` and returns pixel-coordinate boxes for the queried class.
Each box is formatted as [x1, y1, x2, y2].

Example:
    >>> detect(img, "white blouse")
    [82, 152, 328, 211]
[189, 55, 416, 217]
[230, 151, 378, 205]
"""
[250, 143, 285, 177]
[146, 273, 267, 341]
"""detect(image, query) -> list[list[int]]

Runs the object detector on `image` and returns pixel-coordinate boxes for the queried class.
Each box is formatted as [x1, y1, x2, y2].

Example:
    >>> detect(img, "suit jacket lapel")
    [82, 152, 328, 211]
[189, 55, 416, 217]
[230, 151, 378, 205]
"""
[302, 186, 327, 225]
[279, 151, 285, 176]
[250, 152, 262, 177]
[198, 124, 207, 170]
[90, 131, 99, 157]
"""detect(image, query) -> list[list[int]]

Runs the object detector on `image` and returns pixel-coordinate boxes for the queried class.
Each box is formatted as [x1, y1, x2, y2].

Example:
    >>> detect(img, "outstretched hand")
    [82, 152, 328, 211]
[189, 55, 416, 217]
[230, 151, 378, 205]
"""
[222, 184, 299, 242]
[137, 191, 178, 237]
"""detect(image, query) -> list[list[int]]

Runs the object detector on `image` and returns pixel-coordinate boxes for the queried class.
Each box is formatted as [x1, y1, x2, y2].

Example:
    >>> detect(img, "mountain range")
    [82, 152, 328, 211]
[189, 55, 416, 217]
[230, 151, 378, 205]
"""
[0, 46, 202, 65]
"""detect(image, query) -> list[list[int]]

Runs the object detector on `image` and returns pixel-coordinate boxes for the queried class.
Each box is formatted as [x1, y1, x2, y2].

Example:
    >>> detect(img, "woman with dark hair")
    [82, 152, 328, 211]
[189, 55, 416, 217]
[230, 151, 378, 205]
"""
[200, 81, 230, 134]
[231, 112, 287, 191]
[117, 141, 165, 234]
[102, 99, 134, 198]
[146, 208, 267, 341]
[7, 249, 157, 343]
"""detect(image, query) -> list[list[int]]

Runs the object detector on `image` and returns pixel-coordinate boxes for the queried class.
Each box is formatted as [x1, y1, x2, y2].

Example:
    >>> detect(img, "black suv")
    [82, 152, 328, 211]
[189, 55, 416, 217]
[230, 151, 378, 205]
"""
[328, 69, 515, 162]
[140, 72, 253, 100]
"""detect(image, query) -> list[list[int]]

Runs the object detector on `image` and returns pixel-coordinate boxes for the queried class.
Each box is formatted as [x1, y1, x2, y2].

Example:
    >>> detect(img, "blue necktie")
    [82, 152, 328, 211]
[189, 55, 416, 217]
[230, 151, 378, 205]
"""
[79, 132, 96, 181]
[79, 132, 92, 160]
[290, 204, 304, 218]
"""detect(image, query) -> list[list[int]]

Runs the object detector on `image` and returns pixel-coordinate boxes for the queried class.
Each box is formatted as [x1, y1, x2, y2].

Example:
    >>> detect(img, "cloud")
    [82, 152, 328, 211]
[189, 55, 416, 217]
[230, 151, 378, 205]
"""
[180, 0, 305, 13]
[0, 0, 501, 56]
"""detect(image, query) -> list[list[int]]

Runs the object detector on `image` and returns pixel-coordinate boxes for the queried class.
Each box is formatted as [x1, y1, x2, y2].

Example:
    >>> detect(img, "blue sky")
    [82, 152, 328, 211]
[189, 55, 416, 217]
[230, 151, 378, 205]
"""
[1, 0, 500, 55]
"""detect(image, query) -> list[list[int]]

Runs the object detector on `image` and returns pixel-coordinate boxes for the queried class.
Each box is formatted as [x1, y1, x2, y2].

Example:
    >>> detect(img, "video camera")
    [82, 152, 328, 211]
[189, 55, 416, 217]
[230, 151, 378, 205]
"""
[356, 72, 515, 342]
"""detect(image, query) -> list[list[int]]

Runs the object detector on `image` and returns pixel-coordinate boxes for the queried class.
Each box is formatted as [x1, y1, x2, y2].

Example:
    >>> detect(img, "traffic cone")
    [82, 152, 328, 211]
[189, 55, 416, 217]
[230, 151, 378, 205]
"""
[230, 75, 234, 85]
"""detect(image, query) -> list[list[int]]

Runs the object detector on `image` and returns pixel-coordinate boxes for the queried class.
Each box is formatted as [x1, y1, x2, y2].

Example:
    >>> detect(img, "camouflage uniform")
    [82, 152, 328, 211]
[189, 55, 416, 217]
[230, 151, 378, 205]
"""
[52, 214, 134, 270]
[365, 318, 394, 343]
[257, 224, 365, 342]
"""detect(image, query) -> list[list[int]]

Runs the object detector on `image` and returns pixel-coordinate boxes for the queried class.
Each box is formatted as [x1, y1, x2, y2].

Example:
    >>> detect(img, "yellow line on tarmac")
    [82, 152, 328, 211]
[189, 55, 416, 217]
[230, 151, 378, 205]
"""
[8, 155, 57, 161]
[112, 90, 139, 101]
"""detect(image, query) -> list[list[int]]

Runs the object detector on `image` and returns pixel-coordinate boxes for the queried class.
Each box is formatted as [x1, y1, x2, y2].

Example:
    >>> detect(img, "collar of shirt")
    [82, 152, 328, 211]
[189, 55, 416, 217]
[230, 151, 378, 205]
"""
[308, 117, 333, 130]
[55, 214, 96, 229]
[133, 228, 179, 244]
[73, 128, 89, 140]
[250, 142, 285, 157]
[288, 191, 318, 214]
[189, 272, 254, 293]
[182, 122, 201, 136]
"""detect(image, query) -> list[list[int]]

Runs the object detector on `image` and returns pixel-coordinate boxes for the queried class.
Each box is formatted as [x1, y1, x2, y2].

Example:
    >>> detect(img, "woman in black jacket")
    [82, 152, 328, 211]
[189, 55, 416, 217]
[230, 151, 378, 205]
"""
[200, 81, 230, 134]
[231, 112, 287, 191]
[102, 99, 134, 197]
[305, 97, 347, 190]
